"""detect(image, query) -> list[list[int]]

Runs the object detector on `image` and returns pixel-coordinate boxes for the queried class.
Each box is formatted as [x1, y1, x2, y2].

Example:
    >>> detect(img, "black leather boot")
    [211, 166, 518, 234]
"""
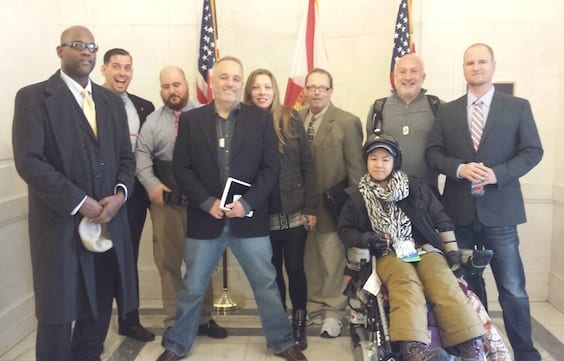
[292, 309, 307, 350]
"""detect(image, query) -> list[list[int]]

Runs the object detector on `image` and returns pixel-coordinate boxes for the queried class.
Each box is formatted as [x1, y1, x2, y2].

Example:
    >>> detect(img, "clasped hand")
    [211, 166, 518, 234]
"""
[79, 193, 125, 223]
[208, 198, 247, 219]
[460, 162, 497, 186]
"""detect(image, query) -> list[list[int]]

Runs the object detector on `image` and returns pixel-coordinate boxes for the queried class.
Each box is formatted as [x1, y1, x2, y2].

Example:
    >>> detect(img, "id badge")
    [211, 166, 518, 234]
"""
[395, 240, 420, 262]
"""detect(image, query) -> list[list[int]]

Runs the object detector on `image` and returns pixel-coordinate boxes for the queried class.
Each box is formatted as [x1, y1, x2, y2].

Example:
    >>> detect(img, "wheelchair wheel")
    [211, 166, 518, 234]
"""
[353, 341, 375, 361]
[353, 342, 398, 361]
[381, 353, 398, 361]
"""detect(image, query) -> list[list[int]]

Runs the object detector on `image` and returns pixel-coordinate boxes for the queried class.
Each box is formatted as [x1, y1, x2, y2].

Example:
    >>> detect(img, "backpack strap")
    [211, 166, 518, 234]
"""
[426, 94, 440, 116]
[370, 94, 439, 136]
[369, 97, 387, 135]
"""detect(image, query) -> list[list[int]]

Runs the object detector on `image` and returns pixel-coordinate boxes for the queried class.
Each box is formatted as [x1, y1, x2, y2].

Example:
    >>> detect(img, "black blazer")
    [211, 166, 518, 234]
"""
[127, 93, 154, 203]
[129, 93, 155, 125]
[425, 91, 543, 226]
[173, 103, 280, 239]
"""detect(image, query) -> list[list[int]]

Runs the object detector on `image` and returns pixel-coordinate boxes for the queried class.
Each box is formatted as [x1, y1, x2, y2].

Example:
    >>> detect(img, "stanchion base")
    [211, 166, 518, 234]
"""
[213, 288, 242, 313]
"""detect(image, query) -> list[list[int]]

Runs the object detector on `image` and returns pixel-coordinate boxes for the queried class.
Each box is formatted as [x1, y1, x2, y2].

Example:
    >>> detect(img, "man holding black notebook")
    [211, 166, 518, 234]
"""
[156, 56, 307, 361]
[135, 65, 226, 338]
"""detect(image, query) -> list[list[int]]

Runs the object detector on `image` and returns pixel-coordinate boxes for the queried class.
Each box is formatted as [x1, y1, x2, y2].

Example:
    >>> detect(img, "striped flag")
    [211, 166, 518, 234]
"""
[197, 0, 219, 105]
[390, 0, 415, 89]
[283, 0, 328, 109]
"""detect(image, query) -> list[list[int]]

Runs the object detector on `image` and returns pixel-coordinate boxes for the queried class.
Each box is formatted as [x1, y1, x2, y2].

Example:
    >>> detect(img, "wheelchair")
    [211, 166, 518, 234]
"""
[343, 246, 498, 361]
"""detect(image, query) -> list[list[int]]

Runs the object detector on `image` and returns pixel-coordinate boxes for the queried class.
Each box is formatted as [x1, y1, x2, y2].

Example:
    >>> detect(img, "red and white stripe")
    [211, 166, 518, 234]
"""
[283, 0, 329, 109]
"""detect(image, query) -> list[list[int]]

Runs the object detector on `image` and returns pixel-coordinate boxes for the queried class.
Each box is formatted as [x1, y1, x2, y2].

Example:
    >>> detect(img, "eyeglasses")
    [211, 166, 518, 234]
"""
[60, 41, 99, 53]
[305, 85, 331, 93]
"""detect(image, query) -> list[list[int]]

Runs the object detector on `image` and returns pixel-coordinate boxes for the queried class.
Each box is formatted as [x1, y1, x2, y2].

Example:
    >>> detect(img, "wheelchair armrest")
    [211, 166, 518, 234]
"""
[459, 248, 493, 276]
[346, 247, 371, 265]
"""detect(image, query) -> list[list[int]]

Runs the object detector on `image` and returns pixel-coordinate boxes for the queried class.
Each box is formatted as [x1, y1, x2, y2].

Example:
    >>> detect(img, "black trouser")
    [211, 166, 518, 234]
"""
[119, 179, 149, 328]
[36, 250, 117, 361]
[270, 226, 308, 310]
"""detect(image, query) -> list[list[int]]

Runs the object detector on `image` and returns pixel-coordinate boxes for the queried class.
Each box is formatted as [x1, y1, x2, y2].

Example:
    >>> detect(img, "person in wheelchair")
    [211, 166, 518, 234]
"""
[337, 132, 486, 361]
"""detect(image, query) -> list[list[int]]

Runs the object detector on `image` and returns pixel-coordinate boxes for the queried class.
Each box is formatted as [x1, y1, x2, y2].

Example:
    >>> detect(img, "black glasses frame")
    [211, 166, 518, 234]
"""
[61, 41, 99, 53]
[305, 85, 331, 93]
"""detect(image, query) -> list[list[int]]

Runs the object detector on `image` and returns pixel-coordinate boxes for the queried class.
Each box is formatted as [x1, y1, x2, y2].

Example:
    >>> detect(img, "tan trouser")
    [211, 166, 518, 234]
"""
[377, 252, 484, 347]
[150, 204, 214, 327]
[304, 230, 347, 320]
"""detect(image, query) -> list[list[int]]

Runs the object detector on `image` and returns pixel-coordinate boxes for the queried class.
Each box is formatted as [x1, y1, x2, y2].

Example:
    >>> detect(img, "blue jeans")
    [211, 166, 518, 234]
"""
[455, 219, 541, 361]
[162, 226, 294, 357]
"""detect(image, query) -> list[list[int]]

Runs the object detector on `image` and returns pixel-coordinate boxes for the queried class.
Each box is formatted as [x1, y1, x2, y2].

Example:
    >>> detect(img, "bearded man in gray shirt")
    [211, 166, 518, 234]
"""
[135, 65, 226, 339]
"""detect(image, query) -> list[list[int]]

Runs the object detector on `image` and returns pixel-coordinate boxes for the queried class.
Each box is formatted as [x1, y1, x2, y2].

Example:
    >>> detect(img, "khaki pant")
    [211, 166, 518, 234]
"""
[304, 230, 347, 320]
[150, 204, 214, 327]
[377, 252, 484, 347]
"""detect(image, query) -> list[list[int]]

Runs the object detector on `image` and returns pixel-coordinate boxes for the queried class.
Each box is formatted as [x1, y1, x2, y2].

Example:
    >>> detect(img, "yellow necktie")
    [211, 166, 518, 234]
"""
[81, 90, 97, 136]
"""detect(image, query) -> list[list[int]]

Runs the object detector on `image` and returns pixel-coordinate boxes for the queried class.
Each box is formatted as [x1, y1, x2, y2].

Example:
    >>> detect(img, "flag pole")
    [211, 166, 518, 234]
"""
[213, 250, 242, 313]
[407, 0, 415, 52]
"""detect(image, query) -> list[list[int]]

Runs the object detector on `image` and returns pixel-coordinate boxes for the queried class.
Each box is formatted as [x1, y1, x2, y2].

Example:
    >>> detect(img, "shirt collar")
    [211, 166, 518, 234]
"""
[213, 102, 241, 118]
[392, 88, 428, 104]
[60, 70, 92, 96]
[467, 85, 495, 108]
[308, 103, 330, 121]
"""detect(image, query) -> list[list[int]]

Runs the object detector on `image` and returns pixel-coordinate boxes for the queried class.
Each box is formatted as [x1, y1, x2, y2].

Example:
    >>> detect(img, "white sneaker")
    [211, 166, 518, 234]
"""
[320, 317, 342, 338]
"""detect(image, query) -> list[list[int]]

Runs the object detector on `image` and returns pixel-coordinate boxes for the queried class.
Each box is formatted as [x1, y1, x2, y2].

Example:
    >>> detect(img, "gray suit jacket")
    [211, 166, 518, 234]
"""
[300, 103, 364, 232]
[12, 71, 136, 323]
[425, 91, 543, 226]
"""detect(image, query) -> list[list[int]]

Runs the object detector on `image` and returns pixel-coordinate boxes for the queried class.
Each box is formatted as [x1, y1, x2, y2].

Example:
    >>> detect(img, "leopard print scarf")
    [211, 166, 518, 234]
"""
[358, 171, 413, 253]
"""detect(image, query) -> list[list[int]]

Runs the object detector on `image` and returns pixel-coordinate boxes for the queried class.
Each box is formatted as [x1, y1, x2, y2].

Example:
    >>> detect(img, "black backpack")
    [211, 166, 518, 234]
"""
[369, 94, 440, 134]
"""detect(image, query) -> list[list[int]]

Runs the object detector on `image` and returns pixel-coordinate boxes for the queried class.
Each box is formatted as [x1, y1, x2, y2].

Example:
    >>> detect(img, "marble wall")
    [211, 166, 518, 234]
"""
[1, 0, 562, 355]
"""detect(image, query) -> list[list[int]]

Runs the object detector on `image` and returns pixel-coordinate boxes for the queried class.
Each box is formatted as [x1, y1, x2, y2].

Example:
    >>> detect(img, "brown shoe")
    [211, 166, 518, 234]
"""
[156, 349, 180, 361]
[274, 344, 308, 361]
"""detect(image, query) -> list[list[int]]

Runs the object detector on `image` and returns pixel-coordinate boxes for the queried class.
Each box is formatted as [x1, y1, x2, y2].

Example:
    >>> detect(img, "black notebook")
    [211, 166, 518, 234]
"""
[219, 177, 253, 217]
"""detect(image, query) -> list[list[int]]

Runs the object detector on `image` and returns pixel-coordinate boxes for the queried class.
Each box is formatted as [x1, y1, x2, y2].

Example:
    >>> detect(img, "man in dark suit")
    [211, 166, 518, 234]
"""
[101, 48, 155, 342]
[155, 56, 307, 361]
[12, 25, 136, 361]
[426, 43, 543, 361]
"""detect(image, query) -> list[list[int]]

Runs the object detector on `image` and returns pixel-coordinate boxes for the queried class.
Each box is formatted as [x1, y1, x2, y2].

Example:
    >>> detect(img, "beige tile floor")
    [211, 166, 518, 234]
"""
[1, 300, 562, 361]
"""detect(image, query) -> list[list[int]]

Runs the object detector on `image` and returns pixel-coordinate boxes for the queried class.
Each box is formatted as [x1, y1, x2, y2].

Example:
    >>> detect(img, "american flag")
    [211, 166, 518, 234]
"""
[389, 0, 415, 88]
[197, 0, 219, 105]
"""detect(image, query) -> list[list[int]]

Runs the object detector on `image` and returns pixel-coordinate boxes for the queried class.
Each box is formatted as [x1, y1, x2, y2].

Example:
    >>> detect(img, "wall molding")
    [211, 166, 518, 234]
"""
[0, 195, 27, 226]
[0, 293, 35, 356]
[548, 273, 564, 313]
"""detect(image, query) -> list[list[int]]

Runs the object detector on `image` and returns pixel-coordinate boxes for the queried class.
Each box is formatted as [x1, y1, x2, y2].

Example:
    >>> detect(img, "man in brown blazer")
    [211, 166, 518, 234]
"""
[299, 68, 364, 338]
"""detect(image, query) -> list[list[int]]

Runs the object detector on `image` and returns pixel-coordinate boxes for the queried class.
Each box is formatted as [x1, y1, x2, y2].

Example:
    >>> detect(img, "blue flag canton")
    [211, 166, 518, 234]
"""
[390, 0, 411, 71]
[198, 0, 216, 79]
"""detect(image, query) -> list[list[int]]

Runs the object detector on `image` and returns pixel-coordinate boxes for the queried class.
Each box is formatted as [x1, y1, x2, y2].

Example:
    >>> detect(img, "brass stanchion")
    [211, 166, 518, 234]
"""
[213, 249, 242, 313]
